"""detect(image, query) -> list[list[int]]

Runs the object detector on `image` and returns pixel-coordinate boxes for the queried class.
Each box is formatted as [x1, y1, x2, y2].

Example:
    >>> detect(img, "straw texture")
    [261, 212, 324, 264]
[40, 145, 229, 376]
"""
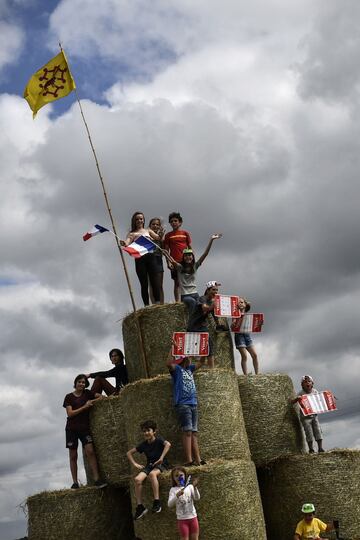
[27, 486, 134, 540]
[238, 373, 305, 466]
[122, 303, 235, 381]
[122, 369, 250, 465]
[258, 450, 360, 540]
[89, 394, 130, 485]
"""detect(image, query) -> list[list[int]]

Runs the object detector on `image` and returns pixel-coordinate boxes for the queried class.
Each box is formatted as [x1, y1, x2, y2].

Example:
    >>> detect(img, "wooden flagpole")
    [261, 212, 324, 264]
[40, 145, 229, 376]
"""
[61, 44, 150, 378]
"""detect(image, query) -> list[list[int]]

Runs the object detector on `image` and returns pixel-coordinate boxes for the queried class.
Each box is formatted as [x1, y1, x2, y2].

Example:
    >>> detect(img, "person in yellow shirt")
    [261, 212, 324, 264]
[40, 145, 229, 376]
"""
[294, 503, 335, 540]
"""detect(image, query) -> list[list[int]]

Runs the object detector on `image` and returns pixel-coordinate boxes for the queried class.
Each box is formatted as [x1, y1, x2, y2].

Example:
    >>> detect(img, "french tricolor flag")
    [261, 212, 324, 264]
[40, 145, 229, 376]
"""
[83, 224, 109, 241]
[123, 235, 156, 258]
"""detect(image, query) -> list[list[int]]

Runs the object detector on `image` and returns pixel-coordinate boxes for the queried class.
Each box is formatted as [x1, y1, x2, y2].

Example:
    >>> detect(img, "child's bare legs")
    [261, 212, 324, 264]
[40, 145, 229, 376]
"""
[317, 439, 325, 452]
[191, 432, 201, 464]
[69, 448, 78, 484]
[239, 347, 248, 375]
[182, 431, 193, 463]
[207, 355, 215, 368]
[174, 279, 180, 302]
[134, 471, 147, 504]
[190, 533, 199, 540]
[246, 345, 259, 374]
[84, 443, 100, 481]
[148, 469, 161, 499]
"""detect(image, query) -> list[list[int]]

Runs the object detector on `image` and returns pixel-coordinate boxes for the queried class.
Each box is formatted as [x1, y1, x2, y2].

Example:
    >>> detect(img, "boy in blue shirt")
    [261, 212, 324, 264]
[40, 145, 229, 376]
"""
[166, 351, 206, 466]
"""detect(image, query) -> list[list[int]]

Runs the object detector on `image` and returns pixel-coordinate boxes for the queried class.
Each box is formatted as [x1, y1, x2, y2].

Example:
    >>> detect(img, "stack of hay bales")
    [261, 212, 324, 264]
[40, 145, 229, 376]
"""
[122, 303, 235, 379]
[237, 374, 305, 466]
[120, 305, 267, 540]
[258, 450, 360, 540]
[27, 303, 360, 539]
[27, 486, 134, 540]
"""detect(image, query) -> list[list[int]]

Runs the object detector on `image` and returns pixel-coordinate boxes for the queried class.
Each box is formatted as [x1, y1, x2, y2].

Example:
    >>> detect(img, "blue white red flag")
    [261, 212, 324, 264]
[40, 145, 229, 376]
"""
[83, 224, 109, 241]
[123, 235, 156, 258]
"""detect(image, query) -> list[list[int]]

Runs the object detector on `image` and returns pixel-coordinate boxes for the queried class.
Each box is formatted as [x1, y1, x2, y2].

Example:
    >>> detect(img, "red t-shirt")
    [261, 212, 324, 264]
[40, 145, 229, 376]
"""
[164, 229, 192, 262]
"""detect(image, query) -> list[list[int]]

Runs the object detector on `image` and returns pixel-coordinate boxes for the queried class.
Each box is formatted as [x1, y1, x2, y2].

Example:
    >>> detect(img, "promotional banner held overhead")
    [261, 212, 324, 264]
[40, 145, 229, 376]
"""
[172, 332, 209, 356]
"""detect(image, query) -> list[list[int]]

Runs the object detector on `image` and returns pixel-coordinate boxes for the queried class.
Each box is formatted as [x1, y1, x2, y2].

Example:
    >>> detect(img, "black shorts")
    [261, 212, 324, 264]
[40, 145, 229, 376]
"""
[170, 268, 178, 281]
[142, 463, 168, 475]
[66, 429, 93, 449]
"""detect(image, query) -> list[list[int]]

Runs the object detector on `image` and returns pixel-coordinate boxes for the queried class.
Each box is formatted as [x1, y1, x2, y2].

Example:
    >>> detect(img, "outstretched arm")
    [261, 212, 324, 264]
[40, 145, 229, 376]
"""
[197, 233, 222, 266]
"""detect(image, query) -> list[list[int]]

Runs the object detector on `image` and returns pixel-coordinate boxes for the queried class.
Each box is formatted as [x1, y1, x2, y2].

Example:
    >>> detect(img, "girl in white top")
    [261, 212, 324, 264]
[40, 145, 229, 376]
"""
[168, 466, 200, 540]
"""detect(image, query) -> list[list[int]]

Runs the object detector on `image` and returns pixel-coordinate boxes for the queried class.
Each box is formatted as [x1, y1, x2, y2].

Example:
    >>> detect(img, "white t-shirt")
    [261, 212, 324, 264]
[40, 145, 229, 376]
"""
[168, 485, 200, 520]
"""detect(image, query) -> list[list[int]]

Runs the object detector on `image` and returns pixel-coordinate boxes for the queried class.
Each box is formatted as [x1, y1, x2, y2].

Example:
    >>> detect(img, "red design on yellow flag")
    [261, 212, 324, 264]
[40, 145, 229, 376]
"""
[23, 50, 76, 117]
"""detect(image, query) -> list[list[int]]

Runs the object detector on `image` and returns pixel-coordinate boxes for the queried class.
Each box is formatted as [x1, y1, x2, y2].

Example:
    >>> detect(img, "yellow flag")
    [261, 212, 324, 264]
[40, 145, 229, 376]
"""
[23, 50, 76, 117]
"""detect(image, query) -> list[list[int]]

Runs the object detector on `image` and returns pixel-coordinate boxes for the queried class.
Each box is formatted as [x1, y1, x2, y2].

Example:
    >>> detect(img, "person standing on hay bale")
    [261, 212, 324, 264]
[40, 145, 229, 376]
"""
[164, 212, 192, 302]
[86, 348, 128, 396]
[294, 502, 335, 540]
[63, 374, 107, 489]
[164, 234, 222, 316]
[127, 419, 171, 520]
[121, 211, 162, 306]
[291, 375, 325, 453]
[148, 217, 166, 304]
[168, 466, 200, 540]
[232, 297, 260, 375]
[166, 351, 207, 467]
[186, 280, 223, 368]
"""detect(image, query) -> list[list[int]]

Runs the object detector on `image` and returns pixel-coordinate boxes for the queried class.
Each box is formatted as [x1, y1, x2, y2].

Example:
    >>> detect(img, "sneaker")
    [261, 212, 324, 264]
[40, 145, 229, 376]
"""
[318, 448, 325, 453]
[134, 504, 148, 520]
[71, 482, 79, 489]
[309, 449, 315, 454]
[94, 479, 108, 489]
[152, 500, 162, 513]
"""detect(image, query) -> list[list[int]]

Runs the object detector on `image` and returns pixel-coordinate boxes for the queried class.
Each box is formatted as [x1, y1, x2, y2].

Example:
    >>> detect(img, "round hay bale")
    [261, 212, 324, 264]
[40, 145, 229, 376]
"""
[122, 303, 235, 381]
[89, 394, 130, 485]
[122, 369, 250, 464]
[258, 450, 360, 540]
[131, 459, 266, 540]
[237, 373, 305, 466]
[27, 486, 134, 540]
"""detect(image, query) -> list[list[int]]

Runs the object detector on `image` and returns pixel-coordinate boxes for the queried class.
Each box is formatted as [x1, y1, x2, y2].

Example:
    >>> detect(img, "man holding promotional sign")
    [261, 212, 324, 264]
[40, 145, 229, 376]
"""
[186, 281, 221, 368]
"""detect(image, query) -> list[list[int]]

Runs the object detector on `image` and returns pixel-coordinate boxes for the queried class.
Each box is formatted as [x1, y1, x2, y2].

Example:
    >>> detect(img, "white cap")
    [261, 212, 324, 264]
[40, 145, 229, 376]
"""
[301, 375, 314, 383]
[206, 281, 221, 289]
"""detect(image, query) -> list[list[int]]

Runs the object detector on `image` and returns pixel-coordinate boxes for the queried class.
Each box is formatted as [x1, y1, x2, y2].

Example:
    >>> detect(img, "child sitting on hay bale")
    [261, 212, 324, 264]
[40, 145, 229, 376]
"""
[294, 503, 335, 540]
[291, 375, 325, 454]
[63, 374, 107, 489]
[86, 348, 128, 396]
[168, 466, 200, 540]
[167, 351, 206, 467]
[127, 420, 171, 520]
[232, 297, 260, 375]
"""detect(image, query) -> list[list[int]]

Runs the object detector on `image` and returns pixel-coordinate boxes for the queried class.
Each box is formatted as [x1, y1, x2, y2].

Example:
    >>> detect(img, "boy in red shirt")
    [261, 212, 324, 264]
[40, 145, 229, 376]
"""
[164, 212, 192, 301]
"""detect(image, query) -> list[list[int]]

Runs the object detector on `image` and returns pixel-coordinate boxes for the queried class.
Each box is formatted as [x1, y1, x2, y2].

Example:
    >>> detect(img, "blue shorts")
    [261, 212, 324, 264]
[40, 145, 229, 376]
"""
[175, 404, 198, 432]
[235, 333, 253, 348]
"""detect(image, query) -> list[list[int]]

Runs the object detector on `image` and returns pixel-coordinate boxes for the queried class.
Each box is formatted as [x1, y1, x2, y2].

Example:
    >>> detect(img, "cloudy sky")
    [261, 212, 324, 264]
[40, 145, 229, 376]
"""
[1, 0, 360, 537]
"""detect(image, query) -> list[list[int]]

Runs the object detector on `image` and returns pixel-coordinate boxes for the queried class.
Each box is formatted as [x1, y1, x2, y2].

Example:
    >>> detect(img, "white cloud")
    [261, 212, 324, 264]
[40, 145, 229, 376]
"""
[0, 21, 24, 74]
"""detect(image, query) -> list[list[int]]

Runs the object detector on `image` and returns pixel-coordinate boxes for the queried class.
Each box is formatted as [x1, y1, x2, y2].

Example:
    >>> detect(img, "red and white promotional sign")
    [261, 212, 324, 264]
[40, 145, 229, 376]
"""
[299, 391, 337, 416]
[214, 294, 241, 318]
[172, 332, 209, 356]
[231, 313, 264, 333]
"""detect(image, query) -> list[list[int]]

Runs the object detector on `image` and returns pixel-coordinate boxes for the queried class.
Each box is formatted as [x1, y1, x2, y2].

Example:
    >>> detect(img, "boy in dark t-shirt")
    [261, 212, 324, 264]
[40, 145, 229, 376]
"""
[127, 420, 171, 520]
[63, 374, 107, 489]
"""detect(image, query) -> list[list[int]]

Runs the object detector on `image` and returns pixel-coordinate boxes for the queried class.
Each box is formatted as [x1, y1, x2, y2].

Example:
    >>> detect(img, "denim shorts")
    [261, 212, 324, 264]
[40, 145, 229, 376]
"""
[235, 333, 253, 348]
[175, 404, 198, 432]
